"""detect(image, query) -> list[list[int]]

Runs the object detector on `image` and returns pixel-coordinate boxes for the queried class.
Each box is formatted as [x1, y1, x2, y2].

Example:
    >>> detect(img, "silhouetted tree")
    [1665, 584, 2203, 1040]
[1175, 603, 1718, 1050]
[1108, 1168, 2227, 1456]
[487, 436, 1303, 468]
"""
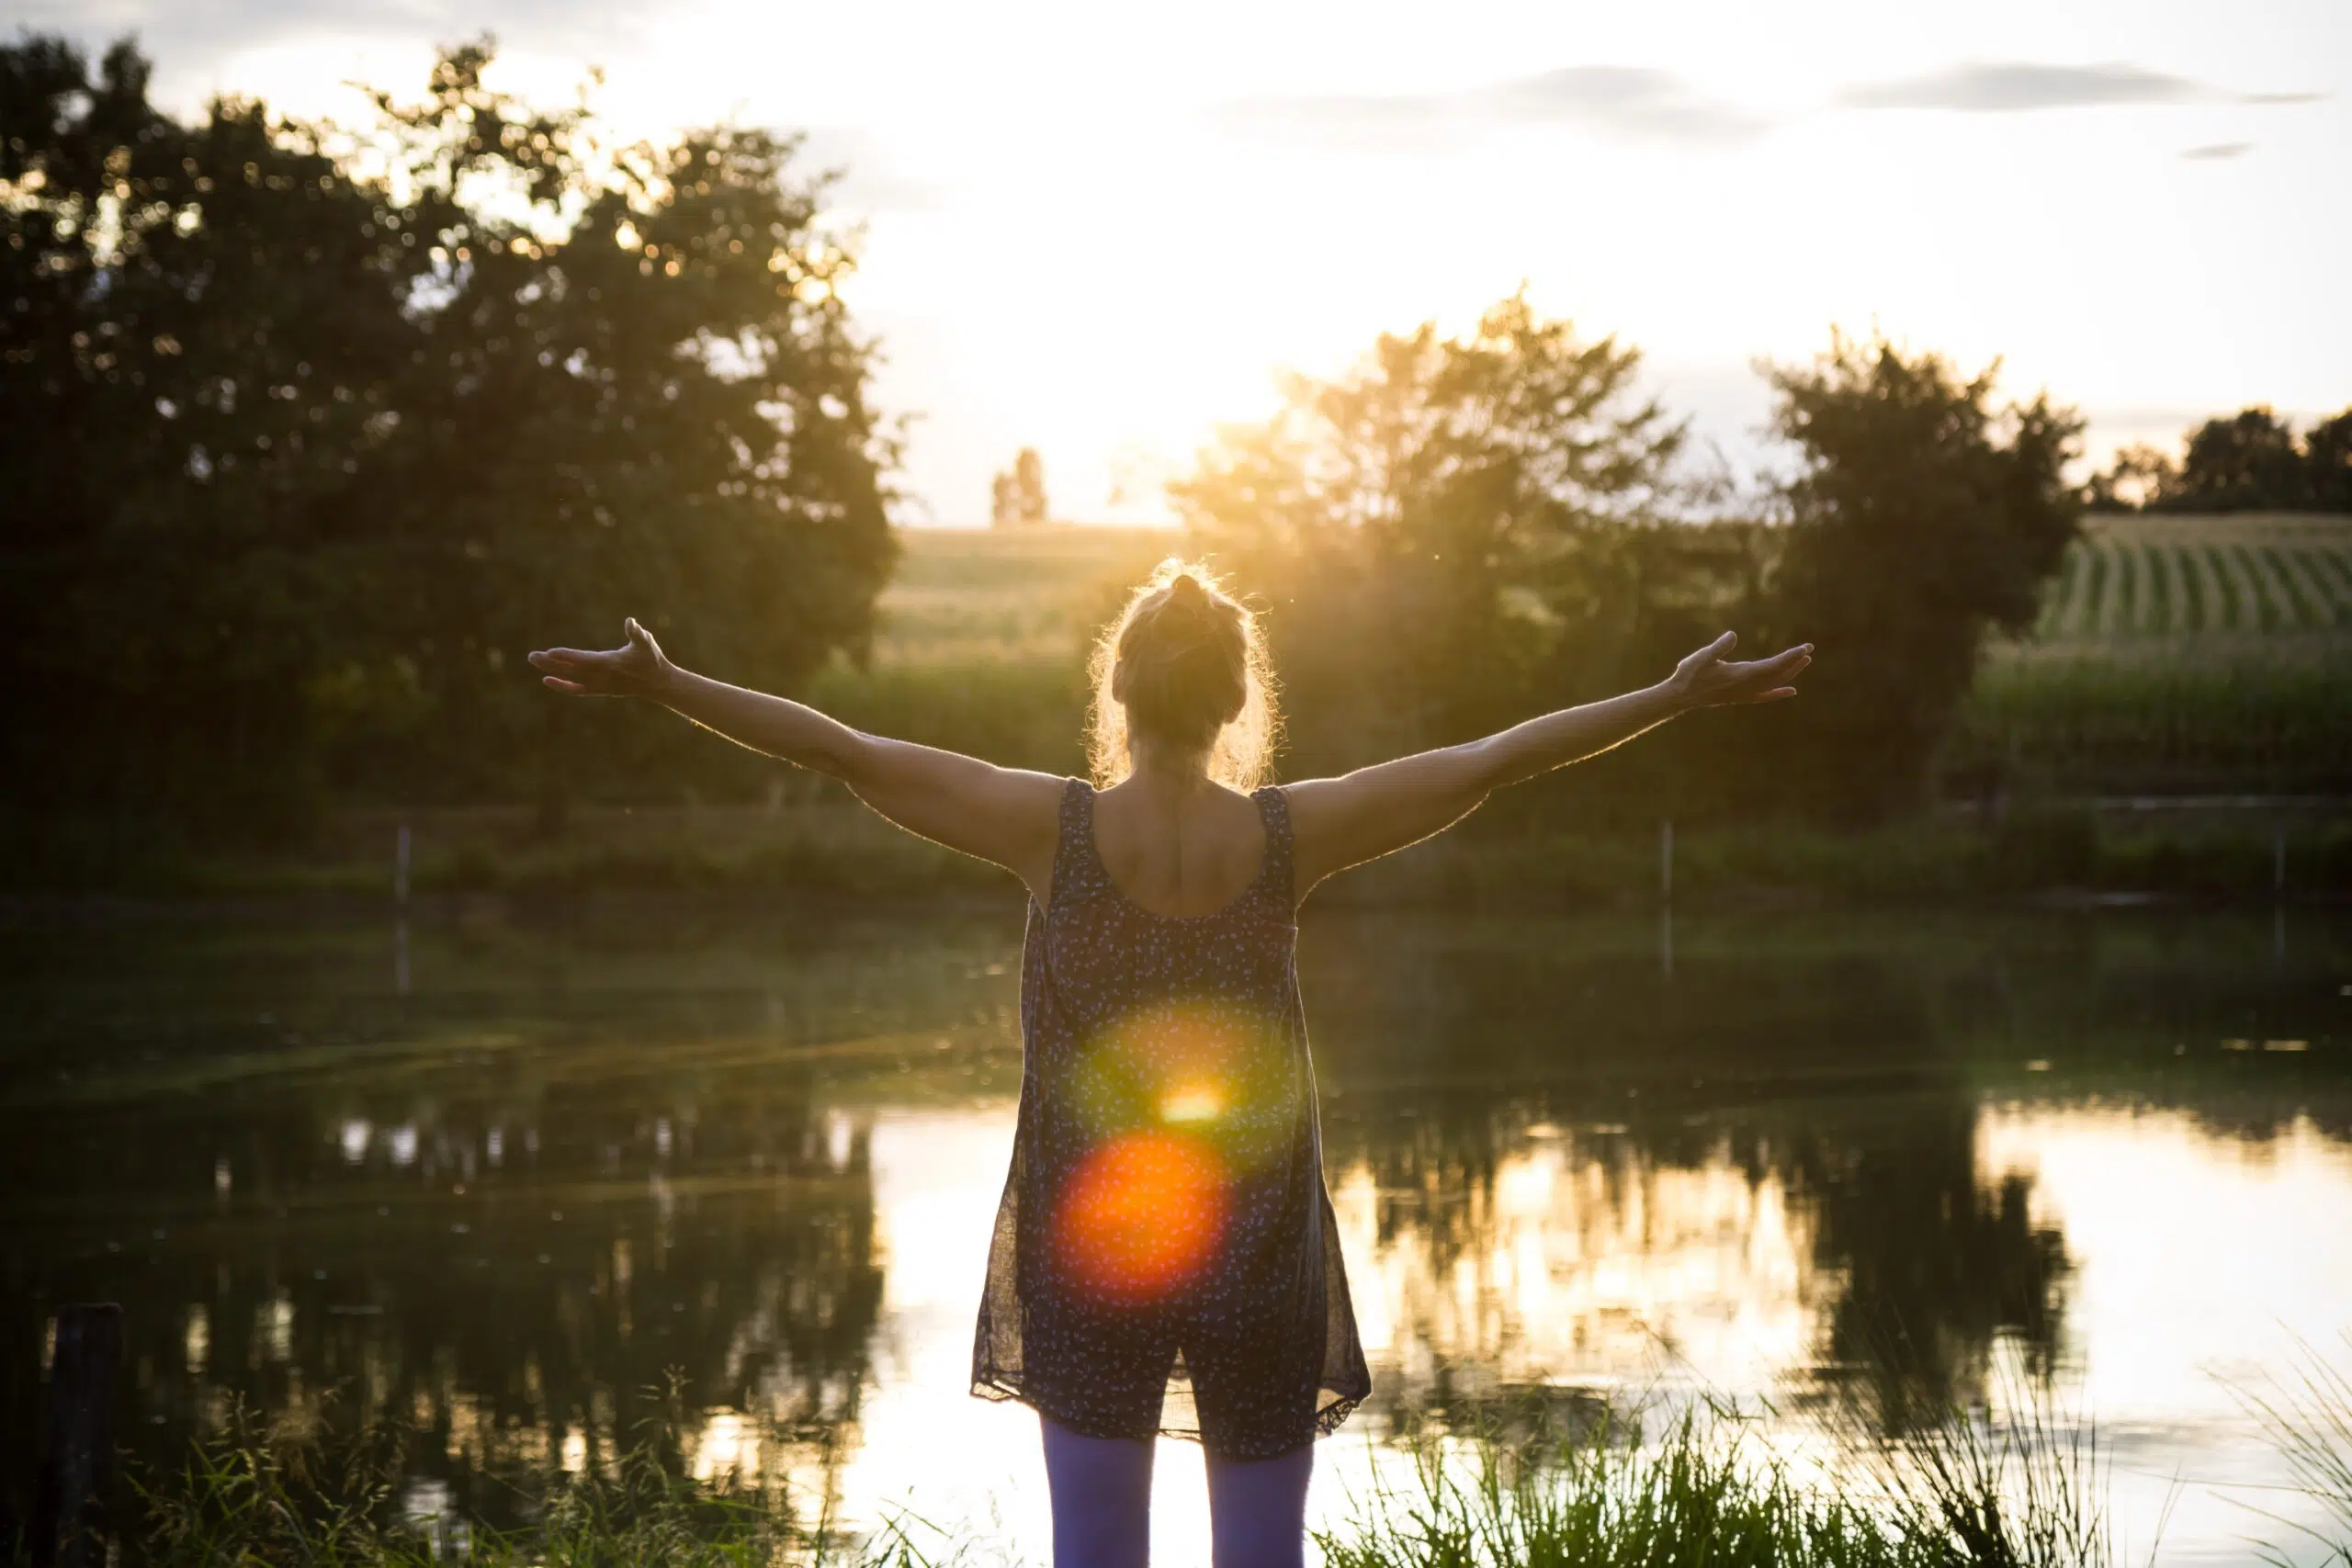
[1173, 293, 1690, 776]
[1761, 333, 2082, 820]
[989, 446, 1048, 526]
[2171, 405, 2309, 512]
[0, 37, 897, 843]
[2298, 407, 2352, 513]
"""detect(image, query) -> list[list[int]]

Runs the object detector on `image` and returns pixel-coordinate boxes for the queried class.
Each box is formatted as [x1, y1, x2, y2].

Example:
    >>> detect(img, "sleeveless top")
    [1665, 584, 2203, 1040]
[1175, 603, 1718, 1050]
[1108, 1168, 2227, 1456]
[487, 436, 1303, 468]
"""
[969, 778, 1370, 1448]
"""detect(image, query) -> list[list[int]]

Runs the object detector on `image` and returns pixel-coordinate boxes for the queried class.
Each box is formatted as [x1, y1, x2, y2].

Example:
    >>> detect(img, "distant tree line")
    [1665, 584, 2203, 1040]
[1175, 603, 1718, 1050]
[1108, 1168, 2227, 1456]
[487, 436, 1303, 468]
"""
[2086, 405, 2352, 513]
[0, 36, 897, 843]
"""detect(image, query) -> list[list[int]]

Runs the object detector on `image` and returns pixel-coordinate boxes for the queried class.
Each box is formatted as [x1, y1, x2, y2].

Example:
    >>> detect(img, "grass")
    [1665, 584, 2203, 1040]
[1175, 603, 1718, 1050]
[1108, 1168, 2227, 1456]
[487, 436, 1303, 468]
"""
[1321, 1404, 1940, 1568]
[1953, 655, 2352, 796]
[1975, 513, 2352, 794]
[70, 1388, 2172, 1568]
[100, 1400, 933, 1568]
[2229, 1332, 2352, 1568]
[41, 1348, 2352, 1568]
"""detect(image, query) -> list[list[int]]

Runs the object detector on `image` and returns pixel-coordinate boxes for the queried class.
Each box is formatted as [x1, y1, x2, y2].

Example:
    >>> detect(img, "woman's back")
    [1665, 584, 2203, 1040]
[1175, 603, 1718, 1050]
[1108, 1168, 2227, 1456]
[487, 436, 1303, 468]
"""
[1087, 778, 1269, 920]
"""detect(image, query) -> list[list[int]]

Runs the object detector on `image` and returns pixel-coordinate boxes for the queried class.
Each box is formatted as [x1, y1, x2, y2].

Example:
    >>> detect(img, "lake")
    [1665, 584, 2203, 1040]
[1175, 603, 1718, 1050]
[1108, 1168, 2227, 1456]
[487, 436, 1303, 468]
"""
[4, 900, 2347, 1563]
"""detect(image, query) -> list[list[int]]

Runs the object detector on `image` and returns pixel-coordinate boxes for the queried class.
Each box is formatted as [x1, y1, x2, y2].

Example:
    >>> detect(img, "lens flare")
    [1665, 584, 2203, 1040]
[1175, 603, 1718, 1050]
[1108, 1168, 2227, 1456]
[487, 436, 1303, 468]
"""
[1061, 1005, 1292, 1176]
[1054, 1131, 1227, 1303]
[1160, 1083, 1223, 1123]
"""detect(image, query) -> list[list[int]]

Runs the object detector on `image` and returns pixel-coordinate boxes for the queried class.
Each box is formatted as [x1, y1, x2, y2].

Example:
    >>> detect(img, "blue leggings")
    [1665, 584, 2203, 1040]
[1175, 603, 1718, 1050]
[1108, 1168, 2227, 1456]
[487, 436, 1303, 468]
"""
[1040, 1416, 1313, 1568]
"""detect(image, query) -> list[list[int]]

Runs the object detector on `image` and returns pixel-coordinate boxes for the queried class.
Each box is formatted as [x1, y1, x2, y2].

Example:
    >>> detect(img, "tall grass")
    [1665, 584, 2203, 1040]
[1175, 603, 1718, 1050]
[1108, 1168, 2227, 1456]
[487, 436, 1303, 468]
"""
[109, 1402, 931, 1568]
[1316, 1384, 2144, 1568]
[2230, 1332, 2352, 1568]
[1318, 1404, 1939, 1568]
[71, 1362, 2352, 1568]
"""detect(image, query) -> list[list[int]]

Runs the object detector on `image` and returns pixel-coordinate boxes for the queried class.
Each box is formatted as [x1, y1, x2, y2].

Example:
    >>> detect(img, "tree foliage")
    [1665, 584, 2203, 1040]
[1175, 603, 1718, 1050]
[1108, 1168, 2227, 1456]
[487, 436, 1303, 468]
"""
[1173, 294, 1698, 778]
[1762, 333, 2083, 819]
[2085, 403, 2352, 513]
[989, 446, 1048, 526]
[0, 37, 897, 836]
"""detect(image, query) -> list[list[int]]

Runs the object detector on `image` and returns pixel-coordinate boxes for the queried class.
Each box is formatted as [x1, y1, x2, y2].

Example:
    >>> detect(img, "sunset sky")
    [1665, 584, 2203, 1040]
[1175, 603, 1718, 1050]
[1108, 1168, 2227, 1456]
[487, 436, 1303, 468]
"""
[18, 0, 2349, 524]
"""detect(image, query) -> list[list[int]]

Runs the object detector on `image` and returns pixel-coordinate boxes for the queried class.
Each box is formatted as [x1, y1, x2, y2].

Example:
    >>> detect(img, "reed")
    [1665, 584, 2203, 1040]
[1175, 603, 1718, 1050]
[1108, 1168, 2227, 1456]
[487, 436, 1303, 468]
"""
[2228, 1331, 2352, 1568]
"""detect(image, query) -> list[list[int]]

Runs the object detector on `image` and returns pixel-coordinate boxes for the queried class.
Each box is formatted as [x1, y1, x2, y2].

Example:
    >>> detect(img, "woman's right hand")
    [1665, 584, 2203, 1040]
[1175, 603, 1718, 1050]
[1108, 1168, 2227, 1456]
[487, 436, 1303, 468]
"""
[527, 617, 675, 699]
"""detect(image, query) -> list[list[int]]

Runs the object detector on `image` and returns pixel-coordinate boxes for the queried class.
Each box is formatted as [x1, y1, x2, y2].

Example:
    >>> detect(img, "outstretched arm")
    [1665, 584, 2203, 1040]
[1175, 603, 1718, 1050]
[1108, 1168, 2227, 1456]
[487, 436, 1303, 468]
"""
[527, 620, 1063, 902]
[1285, 632, 1811, 894]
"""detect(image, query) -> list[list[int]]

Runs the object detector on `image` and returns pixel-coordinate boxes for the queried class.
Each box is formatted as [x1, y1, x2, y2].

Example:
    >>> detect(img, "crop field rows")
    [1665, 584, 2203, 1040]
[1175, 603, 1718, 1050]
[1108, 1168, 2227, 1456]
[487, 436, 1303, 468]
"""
[1973, 514, 2352, 792]
[2027, 513, 2352, 644]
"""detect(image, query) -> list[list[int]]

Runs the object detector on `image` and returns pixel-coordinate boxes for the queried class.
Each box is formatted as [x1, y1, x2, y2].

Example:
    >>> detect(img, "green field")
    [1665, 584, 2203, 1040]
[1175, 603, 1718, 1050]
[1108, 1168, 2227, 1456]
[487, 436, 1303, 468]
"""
[1968, 513, 2352, 795]
[2021, 511, 2352, 649]
[866, 525, 1181, 666]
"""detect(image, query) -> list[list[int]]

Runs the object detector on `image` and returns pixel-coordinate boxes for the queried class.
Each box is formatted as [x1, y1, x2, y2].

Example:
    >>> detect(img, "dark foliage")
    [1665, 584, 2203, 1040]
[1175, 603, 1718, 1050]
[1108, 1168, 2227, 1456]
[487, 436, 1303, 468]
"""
[2085, 403, 2352, 513]
[1759, 333, 2083, 820]
[1172, 293, 1702, 784]
[1174, 305, 2084, 828]
[0, 37, 896, 840]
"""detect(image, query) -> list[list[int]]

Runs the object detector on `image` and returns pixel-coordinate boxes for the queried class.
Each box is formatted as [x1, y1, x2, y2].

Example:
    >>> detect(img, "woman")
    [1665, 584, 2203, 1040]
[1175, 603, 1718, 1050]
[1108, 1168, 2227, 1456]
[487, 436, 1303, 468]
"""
[528, 560, 1809, 1568]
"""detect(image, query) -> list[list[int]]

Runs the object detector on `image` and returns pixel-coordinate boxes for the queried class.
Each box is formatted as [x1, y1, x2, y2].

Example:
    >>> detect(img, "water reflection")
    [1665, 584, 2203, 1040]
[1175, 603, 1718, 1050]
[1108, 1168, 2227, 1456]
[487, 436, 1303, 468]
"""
[0, 906, 2345, 1560]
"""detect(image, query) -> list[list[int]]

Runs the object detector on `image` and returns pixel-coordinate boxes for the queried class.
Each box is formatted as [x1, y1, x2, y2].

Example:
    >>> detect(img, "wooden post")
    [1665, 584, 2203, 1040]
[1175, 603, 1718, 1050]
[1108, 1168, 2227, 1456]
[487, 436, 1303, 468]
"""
[32, 1303, 122, 1568]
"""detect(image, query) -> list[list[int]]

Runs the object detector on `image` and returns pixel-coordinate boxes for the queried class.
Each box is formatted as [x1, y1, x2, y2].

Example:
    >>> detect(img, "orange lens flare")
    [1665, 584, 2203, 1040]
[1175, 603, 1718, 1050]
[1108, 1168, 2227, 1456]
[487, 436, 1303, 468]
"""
[1053, 1131, 1227, 1304]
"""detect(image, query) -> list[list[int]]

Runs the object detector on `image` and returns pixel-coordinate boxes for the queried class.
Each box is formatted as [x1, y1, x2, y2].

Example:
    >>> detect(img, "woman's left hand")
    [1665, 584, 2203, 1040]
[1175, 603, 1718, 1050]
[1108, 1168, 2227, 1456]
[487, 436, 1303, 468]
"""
[526, 617, 676, 698]
[1667, 631, 1812, 709]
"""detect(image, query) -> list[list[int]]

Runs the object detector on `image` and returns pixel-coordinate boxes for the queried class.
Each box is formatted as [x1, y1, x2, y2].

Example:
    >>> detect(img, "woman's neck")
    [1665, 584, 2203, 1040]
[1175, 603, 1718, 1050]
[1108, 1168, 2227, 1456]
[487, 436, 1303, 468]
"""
[1125, 735, 1214, 793]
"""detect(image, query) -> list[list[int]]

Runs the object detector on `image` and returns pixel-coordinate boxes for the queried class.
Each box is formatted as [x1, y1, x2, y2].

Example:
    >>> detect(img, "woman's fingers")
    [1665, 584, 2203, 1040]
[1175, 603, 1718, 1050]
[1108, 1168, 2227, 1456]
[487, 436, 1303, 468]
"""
[542, 675, 590, 694]
[529, 649, 595, 671]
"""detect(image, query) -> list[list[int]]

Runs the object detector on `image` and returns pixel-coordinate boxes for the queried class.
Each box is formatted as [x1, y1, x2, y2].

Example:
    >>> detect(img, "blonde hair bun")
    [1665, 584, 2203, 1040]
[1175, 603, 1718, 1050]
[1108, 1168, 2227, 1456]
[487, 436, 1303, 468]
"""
[1086, 558, 1279, 791]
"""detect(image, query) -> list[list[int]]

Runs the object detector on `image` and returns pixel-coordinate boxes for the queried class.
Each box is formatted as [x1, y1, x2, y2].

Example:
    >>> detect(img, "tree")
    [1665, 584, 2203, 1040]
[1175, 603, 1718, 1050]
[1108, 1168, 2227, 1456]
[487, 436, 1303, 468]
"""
[2081, 442, 2179, 512]
[2084, 404, 2352, 514]
[0, 37, 898, 840]
[2169, 406, 2308, 512]
[2300, 407, 2352, 513]
[1172, 293, 1687, 775]
[1762, 333, 2082, 819]
[989, 446, 1048, 526]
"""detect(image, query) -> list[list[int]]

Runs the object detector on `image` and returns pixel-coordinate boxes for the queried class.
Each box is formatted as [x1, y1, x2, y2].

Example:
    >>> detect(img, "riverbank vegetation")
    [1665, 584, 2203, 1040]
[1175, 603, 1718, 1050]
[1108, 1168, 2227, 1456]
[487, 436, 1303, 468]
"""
[74, 1370, 2352, 1568]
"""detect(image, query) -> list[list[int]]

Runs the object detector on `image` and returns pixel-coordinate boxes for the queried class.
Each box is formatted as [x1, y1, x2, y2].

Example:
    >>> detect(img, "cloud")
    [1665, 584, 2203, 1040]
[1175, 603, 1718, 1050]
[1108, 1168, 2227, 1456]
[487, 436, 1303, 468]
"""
[1229, 65, 1768, 152]
[1222, 91, 1464, 154]
[2180, 141, 2254, 162]
[1838, 61, 2324, 113]
[1481, 67, 1769, 146]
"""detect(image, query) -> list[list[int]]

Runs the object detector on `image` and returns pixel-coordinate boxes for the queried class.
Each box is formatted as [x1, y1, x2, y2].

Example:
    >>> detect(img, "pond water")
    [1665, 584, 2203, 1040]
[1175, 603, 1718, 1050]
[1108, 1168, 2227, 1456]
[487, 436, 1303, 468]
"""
[3, 901, 2348, 1563]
